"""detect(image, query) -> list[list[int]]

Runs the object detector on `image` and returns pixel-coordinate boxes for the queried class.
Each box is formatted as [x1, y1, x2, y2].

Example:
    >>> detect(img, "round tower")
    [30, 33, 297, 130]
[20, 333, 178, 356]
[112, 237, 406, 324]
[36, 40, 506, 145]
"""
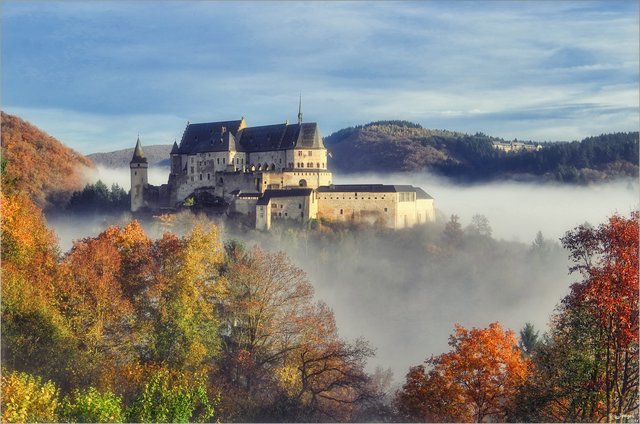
[130, 136, 148, 212]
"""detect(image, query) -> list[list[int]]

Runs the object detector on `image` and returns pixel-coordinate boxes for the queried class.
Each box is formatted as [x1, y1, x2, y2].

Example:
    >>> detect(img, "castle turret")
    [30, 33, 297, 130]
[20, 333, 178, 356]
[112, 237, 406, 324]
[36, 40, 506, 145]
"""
[130, 136, 148, 212]
[170, 140, 181, 175]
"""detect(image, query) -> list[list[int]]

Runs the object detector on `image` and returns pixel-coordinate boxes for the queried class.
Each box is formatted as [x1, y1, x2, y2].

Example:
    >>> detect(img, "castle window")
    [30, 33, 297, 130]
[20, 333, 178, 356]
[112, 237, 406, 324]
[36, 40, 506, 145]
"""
[223, 158, 225, 164]
[220, 178, 224, 184]
[190, 167, 194, 173]
[298, 203, 302, 209]
[384, 208, 388, 212]
[298, 151, 302, 156]
[280, 205, 283, 209]
[308, 151, 312, 155]
[217, 158, 220, 165]
[316, 162, 320, 168]
[199, 174, 202, 180]
[134, 171, 137, 175]
[207, 173, 210, 180]
[322, 163, 324, 168]
[340, 209, 343, 215]
[191, 176, 194, 182]
[285, 213, 288, 217]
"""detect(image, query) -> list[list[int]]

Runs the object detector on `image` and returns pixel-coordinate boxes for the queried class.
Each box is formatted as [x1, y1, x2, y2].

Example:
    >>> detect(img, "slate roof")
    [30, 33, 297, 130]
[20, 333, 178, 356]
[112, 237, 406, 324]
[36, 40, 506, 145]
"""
[414, 187, 434, 200]
[256, 188, 314, 205]
[177, 120, 243, 154]
[317, 184, 404, 193]
[177, 119, 324, 154]
[131, 137, 147, 164]
[316, 184, 433, 197]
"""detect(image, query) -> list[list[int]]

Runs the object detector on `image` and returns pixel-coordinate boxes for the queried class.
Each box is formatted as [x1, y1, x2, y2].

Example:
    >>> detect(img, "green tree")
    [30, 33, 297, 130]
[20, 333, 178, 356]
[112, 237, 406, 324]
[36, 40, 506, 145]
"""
[518, 322, 539, 356]
[127, 370, 217, 423]
[60, 387, 124, 423]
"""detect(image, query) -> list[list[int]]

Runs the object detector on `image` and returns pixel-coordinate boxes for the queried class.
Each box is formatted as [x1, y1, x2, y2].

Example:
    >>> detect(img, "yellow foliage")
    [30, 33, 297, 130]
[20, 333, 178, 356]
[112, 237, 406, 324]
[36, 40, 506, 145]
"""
[1, 371, 59, 423]
[275, 365, 301, 397]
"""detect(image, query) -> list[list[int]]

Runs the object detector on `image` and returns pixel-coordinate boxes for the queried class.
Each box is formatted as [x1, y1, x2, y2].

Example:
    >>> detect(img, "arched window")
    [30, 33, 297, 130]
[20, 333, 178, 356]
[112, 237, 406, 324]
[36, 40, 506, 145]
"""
[299, 179, 307, 187]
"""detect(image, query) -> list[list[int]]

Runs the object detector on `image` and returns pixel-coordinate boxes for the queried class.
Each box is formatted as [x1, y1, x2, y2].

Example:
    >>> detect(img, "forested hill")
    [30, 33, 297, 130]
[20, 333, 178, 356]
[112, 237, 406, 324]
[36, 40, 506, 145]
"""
[324, 121, 639, 183]
[1, 112, 94, 210]
[88, 144, 172, 168]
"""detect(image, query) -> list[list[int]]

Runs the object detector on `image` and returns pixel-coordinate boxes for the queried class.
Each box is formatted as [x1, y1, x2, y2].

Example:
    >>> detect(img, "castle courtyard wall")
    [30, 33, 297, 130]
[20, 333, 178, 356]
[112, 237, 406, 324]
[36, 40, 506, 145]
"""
[316, 191, 397, 228]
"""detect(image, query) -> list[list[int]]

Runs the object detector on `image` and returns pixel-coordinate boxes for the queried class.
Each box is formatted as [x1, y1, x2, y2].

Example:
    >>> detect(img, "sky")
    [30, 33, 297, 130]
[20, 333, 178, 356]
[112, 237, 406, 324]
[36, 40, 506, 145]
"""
[2, 1, 638, 154]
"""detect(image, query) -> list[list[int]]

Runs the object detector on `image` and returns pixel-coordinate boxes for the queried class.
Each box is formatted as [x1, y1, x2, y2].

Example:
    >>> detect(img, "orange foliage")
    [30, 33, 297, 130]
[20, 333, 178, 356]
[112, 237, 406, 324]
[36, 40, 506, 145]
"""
[1, 111, 93, 209]
[397, 322, 531, 422]
[1, 190, 60, 312]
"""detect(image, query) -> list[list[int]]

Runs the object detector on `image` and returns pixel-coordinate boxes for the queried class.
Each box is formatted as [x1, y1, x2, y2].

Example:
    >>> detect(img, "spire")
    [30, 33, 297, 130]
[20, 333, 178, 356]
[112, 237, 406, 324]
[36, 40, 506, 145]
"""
[297, 93, 303, 125]
[131, 135, 147, 164]
[170, 139, 179, 154]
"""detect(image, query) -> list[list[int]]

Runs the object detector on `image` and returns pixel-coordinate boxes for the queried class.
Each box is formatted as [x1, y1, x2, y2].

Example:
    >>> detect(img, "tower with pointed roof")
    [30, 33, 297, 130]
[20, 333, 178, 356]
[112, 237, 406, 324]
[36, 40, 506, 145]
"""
[130, 136, 148, 212]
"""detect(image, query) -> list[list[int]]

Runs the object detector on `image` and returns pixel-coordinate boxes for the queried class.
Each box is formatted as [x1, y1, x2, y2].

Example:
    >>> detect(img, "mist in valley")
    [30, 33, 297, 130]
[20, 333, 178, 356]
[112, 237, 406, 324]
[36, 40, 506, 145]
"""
[48, 167, 639, 380]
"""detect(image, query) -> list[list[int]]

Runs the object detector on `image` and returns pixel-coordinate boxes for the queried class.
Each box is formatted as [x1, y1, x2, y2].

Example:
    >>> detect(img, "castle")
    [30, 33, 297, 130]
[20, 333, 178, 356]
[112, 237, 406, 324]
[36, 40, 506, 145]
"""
[130, 105, 435, 230]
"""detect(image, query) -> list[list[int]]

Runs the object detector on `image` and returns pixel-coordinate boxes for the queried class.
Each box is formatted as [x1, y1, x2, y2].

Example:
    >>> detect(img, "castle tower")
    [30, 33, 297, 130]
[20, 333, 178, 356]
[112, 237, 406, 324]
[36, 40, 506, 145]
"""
[130, 136, 148, 212]
[170, 140, 181, 176]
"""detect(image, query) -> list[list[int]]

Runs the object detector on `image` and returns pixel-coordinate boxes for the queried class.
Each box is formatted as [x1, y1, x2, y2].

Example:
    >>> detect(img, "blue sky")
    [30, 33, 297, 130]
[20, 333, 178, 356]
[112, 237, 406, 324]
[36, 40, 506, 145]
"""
[2, 1, 638, 154]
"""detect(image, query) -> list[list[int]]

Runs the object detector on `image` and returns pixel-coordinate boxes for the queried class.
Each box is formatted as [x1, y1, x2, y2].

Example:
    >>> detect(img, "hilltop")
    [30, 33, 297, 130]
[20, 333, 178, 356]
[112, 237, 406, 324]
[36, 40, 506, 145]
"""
[85, 120, 638, 184]
[1, 112, 94, 210]
[88, 144, 172, 168]
[324, 121, 639, 183]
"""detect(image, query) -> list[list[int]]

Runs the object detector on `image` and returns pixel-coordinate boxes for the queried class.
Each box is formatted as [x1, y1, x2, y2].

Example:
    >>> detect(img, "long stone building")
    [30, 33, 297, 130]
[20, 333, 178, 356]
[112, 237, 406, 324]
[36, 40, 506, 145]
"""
[131, 106, 435, 230]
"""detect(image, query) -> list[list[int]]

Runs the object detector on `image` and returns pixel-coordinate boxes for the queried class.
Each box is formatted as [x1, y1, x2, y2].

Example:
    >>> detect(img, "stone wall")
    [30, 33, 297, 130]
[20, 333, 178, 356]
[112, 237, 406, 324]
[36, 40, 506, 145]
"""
[316, 191, 396, 228]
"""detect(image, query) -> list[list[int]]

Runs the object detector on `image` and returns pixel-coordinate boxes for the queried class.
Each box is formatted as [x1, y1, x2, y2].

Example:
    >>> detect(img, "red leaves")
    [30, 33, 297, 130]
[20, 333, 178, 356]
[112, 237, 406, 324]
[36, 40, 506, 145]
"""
[562, 211, 639, 346]
[396, 322, 531, 422]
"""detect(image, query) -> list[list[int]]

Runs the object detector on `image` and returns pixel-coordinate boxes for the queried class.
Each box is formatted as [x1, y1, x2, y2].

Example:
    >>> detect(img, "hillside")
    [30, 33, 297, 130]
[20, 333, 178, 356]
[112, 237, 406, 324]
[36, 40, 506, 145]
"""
[1, 112, 94, 210]
[86, 120, 639, 184]
[88, 144, 172, 168]
[324, 121, 639, 183]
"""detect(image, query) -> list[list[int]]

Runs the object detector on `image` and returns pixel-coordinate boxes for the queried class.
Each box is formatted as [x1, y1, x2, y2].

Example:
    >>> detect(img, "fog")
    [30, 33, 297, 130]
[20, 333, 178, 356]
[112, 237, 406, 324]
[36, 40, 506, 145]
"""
[335, 172, 639, 243]
[84, 165, 170, 188]
[48, 167, 639, 380]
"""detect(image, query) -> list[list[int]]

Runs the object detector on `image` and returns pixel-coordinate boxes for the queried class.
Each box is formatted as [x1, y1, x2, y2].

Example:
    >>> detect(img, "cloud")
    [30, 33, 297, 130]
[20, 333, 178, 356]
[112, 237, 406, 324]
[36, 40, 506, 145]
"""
[2, 1, 638, 150]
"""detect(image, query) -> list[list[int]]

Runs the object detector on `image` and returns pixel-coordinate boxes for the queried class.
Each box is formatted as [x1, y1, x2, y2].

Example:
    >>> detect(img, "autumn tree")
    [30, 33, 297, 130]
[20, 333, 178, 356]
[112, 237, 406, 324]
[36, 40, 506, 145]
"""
[218, 243, 374, 421]
[0, 188, 77, 386]
[514, 211, 639, 422]
[396, 322, 531, 422]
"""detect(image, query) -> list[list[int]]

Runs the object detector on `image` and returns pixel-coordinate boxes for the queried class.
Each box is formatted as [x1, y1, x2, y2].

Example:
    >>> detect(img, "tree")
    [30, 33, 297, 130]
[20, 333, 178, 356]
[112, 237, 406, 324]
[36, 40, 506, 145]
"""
[60, 387, 124, 423]
[1, 371, 59, 423]
[127, 369, 217, 422]
[396, 322, 531, 422]
[518, 322, 539, 356]
[467, 214, 492, 237]
[443, 214, 463, 247]
[513, 211, 639, 422]
[218, 245, 374, 421]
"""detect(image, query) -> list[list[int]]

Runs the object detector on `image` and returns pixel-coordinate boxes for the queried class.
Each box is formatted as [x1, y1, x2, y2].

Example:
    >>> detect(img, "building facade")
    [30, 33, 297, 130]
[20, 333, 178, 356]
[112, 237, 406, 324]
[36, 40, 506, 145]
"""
[131, 111, 435, 230]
